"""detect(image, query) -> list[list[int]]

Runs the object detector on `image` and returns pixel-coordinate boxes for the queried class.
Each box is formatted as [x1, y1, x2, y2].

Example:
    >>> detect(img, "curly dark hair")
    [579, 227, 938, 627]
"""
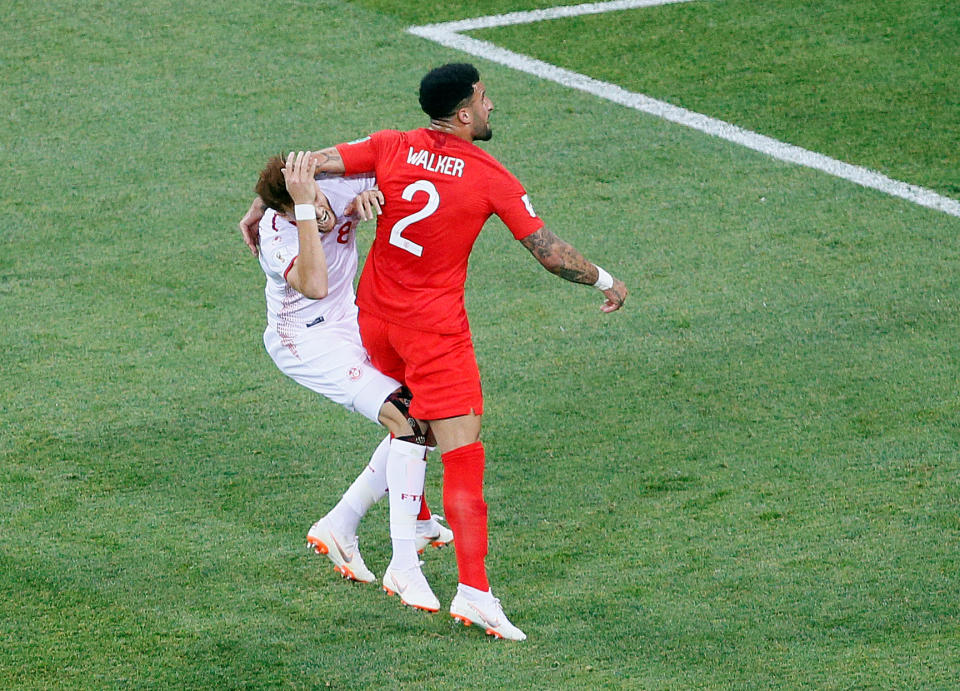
[418, 63, 480, 119]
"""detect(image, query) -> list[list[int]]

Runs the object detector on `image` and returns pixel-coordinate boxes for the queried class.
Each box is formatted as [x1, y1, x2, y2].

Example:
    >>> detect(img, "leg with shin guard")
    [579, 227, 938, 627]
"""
[386, 436, 428, 572]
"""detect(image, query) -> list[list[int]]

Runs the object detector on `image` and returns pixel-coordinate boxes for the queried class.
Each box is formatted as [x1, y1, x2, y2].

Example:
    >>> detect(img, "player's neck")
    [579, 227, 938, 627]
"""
[428, 119, 474, 142]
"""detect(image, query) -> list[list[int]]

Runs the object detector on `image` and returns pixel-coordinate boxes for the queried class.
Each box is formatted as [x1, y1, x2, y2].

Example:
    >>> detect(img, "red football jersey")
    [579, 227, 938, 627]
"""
[337, 128, 544, 334]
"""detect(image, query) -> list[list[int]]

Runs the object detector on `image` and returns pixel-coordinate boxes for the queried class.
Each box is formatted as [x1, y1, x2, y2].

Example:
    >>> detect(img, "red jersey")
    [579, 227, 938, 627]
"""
[337, 128, 544, 334]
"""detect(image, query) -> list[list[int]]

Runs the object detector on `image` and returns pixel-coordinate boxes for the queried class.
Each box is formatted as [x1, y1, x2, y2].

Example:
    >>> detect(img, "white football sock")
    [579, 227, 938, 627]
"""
[458, 583, 495, 604]
[386, 438, 427, 571]
[345, 435, 390, 509]
[328, 435, 390, 537]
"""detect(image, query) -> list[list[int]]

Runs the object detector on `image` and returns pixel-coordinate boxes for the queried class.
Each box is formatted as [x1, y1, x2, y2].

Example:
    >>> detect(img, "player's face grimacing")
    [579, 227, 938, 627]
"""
[281, 189, 336, 233]
[468, 81, 494, 142]
[311, 192, 336, 233]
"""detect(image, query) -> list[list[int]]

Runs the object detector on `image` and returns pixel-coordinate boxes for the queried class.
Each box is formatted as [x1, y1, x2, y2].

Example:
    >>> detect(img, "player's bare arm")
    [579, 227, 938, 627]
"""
[308, 147, 346, 175]
[239, 196, 266, 256]
[282, 151, 330, 300]
[520, 227, 627, 312]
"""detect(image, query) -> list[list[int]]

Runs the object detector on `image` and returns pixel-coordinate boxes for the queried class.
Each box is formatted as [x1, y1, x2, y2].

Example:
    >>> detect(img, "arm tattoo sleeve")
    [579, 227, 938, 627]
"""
[520, 228, 599, 285]
[311, 148, 345, 175]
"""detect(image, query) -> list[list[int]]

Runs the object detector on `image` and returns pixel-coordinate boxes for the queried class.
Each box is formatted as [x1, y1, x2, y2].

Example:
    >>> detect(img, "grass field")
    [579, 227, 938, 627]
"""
[2, 0, 959, 688]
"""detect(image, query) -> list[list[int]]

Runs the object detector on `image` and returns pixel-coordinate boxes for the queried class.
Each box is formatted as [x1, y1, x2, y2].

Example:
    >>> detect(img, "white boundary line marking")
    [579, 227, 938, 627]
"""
[408, 0, 960, 218]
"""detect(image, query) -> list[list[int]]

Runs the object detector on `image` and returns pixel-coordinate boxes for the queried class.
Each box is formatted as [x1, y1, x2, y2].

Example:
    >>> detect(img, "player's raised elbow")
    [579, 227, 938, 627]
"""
[299, 281, 329, 300]
[287, 261, 329, 299]
[294, 270, 329, 299]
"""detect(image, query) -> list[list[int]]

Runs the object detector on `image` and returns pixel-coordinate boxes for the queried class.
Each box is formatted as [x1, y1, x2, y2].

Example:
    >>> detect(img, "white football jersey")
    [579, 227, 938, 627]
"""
[258, 174, 376, 340]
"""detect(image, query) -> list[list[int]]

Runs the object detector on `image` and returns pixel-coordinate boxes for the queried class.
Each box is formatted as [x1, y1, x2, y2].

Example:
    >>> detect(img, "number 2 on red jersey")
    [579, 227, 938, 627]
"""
[389, 180, 439, 257]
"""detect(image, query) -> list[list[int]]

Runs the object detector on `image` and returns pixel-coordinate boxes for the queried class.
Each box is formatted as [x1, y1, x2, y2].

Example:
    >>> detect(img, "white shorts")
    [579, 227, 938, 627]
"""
[263, 320, 400, 424]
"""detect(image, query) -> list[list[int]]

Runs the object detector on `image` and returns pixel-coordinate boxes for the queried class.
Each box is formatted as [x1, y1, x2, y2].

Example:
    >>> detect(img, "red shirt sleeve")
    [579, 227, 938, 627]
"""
[489, 168, 545, 241]
[337, 130, 398, 176]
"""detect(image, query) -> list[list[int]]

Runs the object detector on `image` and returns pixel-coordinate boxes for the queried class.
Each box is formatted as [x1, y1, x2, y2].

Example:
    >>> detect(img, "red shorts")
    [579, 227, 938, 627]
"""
[358, 311, 483, 420]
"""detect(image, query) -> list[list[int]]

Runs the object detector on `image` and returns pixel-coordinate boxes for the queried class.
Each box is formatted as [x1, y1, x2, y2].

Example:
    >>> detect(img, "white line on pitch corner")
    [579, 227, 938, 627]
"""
[408, 0, 960, 218]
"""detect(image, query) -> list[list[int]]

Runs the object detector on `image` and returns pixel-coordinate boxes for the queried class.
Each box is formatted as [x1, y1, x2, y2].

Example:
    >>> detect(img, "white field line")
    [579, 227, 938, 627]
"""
[408, 0, 960, 218]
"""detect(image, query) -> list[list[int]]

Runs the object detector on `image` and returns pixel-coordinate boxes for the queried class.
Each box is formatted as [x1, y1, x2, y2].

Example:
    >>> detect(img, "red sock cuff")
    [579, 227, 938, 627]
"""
[441, 441, 484, 475]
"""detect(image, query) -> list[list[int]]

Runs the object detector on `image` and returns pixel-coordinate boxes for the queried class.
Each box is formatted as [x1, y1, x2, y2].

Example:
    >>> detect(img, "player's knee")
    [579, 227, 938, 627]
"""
[380, 386, 428, 443]
[378, 401, 408, 432]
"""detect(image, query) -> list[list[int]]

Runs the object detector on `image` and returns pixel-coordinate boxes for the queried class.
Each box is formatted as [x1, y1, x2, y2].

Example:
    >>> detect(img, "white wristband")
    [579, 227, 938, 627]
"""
[294, 204, 316, 221]
[593, 265, 614, 291]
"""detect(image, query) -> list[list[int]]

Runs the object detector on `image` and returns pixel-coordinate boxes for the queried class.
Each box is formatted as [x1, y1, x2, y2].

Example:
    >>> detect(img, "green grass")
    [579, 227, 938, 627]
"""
[472, 0, 960, 197]
[2, 0, 959, 688]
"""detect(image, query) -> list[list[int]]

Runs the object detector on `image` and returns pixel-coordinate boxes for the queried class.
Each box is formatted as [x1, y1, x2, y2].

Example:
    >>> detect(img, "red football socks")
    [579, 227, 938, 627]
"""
[441, 441, 489, 591]
[417, 495, 431, 521]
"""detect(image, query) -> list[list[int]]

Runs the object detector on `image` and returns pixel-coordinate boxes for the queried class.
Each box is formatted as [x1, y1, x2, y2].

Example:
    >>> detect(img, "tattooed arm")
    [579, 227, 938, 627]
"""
[307, 147, 345, 175]
[519, 227, 628, 313]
